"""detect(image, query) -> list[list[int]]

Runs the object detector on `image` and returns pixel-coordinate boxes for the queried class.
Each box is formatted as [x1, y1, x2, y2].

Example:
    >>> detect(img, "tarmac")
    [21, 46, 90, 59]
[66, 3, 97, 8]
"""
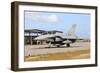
[25, 41, 90, 56]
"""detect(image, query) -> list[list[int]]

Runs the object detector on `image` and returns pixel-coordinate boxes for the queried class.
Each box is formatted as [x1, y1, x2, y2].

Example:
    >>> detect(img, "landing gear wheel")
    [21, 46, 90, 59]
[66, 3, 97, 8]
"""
[57, 45, 60, 47]
[67, 43, 70, 47]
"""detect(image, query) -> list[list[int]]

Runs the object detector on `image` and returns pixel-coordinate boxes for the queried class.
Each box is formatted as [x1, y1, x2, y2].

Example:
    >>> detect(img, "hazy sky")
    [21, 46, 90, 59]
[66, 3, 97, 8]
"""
[24, 11, 90, 38]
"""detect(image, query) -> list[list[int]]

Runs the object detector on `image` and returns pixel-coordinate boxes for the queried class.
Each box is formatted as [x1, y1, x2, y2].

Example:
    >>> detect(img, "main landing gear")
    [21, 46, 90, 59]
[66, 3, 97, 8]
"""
[66, 43, 70, 47]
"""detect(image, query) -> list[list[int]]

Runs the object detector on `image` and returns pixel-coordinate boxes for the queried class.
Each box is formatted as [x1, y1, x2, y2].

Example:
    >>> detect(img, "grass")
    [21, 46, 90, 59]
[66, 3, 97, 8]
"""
[25, 49, 90, 62]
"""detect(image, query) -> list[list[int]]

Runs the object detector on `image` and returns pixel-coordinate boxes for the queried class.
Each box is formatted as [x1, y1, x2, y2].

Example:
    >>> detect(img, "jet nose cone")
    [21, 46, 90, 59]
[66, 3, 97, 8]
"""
[34, 37, 39, 40]
[34, 36, 45, 40]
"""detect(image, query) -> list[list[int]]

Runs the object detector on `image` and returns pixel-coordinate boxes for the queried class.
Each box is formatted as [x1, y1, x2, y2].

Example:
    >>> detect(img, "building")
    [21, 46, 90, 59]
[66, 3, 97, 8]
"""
[24, 29, 63, 45]
[24, 29, 46, 45]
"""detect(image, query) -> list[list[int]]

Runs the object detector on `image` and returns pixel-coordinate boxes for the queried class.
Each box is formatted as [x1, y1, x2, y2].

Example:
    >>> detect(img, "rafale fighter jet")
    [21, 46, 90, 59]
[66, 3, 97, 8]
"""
[34, 24, 77, 47]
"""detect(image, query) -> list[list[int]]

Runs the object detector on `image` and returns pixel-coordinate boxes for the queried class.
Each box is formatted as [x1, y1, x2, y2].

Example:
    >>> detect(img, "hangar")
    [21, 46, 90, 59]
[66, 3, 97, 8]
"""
[24, 29, 46, 45]
[24, 29, 63, 45]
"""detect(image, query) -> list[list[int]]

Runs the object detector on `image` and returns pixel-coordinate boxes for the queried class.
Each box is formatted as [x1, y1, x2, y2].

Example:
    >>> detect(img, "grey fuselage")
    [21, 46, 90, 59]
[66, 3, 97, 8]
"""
[34, 32, 77, 47]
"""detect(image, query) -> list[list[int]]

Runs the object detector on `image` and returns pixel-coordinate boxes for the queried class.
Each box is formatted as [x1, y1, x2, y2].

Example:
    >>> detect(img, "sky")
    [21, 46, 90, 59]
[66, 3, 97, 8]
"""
[24, 11, 90, 38]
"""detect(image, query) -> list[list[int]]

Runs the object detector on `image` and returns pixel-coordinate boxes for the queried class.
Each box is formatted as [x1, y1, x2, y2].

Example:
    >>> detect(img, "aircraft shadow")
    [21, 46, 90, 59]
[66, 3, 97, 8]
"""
[34, 46, 81, 49]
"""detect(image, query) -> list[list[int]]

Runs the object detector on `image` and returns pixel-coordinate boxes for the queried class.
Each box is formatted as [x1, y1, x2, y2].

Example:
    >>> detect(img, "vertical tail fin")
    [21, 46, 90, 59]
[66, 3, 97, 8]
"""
[67, 24, 76, 36]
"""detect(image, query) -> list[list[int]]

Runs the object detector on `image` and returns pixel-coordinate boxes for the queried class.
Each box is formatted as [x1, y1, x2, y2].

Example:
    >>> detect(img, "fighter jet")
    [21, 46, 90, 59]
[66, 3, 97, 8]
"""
[34, 24, 77, 47]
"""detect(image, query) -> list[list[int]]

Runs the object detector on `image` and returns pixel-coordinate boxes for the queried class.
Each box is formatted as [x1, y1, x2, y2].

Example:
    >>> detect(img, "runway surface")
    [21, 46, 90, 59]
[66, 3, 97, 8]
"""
[25, 42, 90, 56]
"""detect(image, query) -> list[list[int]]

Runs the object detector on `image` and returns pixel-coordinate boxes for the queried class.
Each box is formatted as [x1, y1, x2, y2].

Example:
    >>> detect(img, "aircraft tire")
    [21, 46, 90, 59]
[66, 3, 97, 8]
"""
[67, 43, 70, 47]
[57, 45, 60, 47]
